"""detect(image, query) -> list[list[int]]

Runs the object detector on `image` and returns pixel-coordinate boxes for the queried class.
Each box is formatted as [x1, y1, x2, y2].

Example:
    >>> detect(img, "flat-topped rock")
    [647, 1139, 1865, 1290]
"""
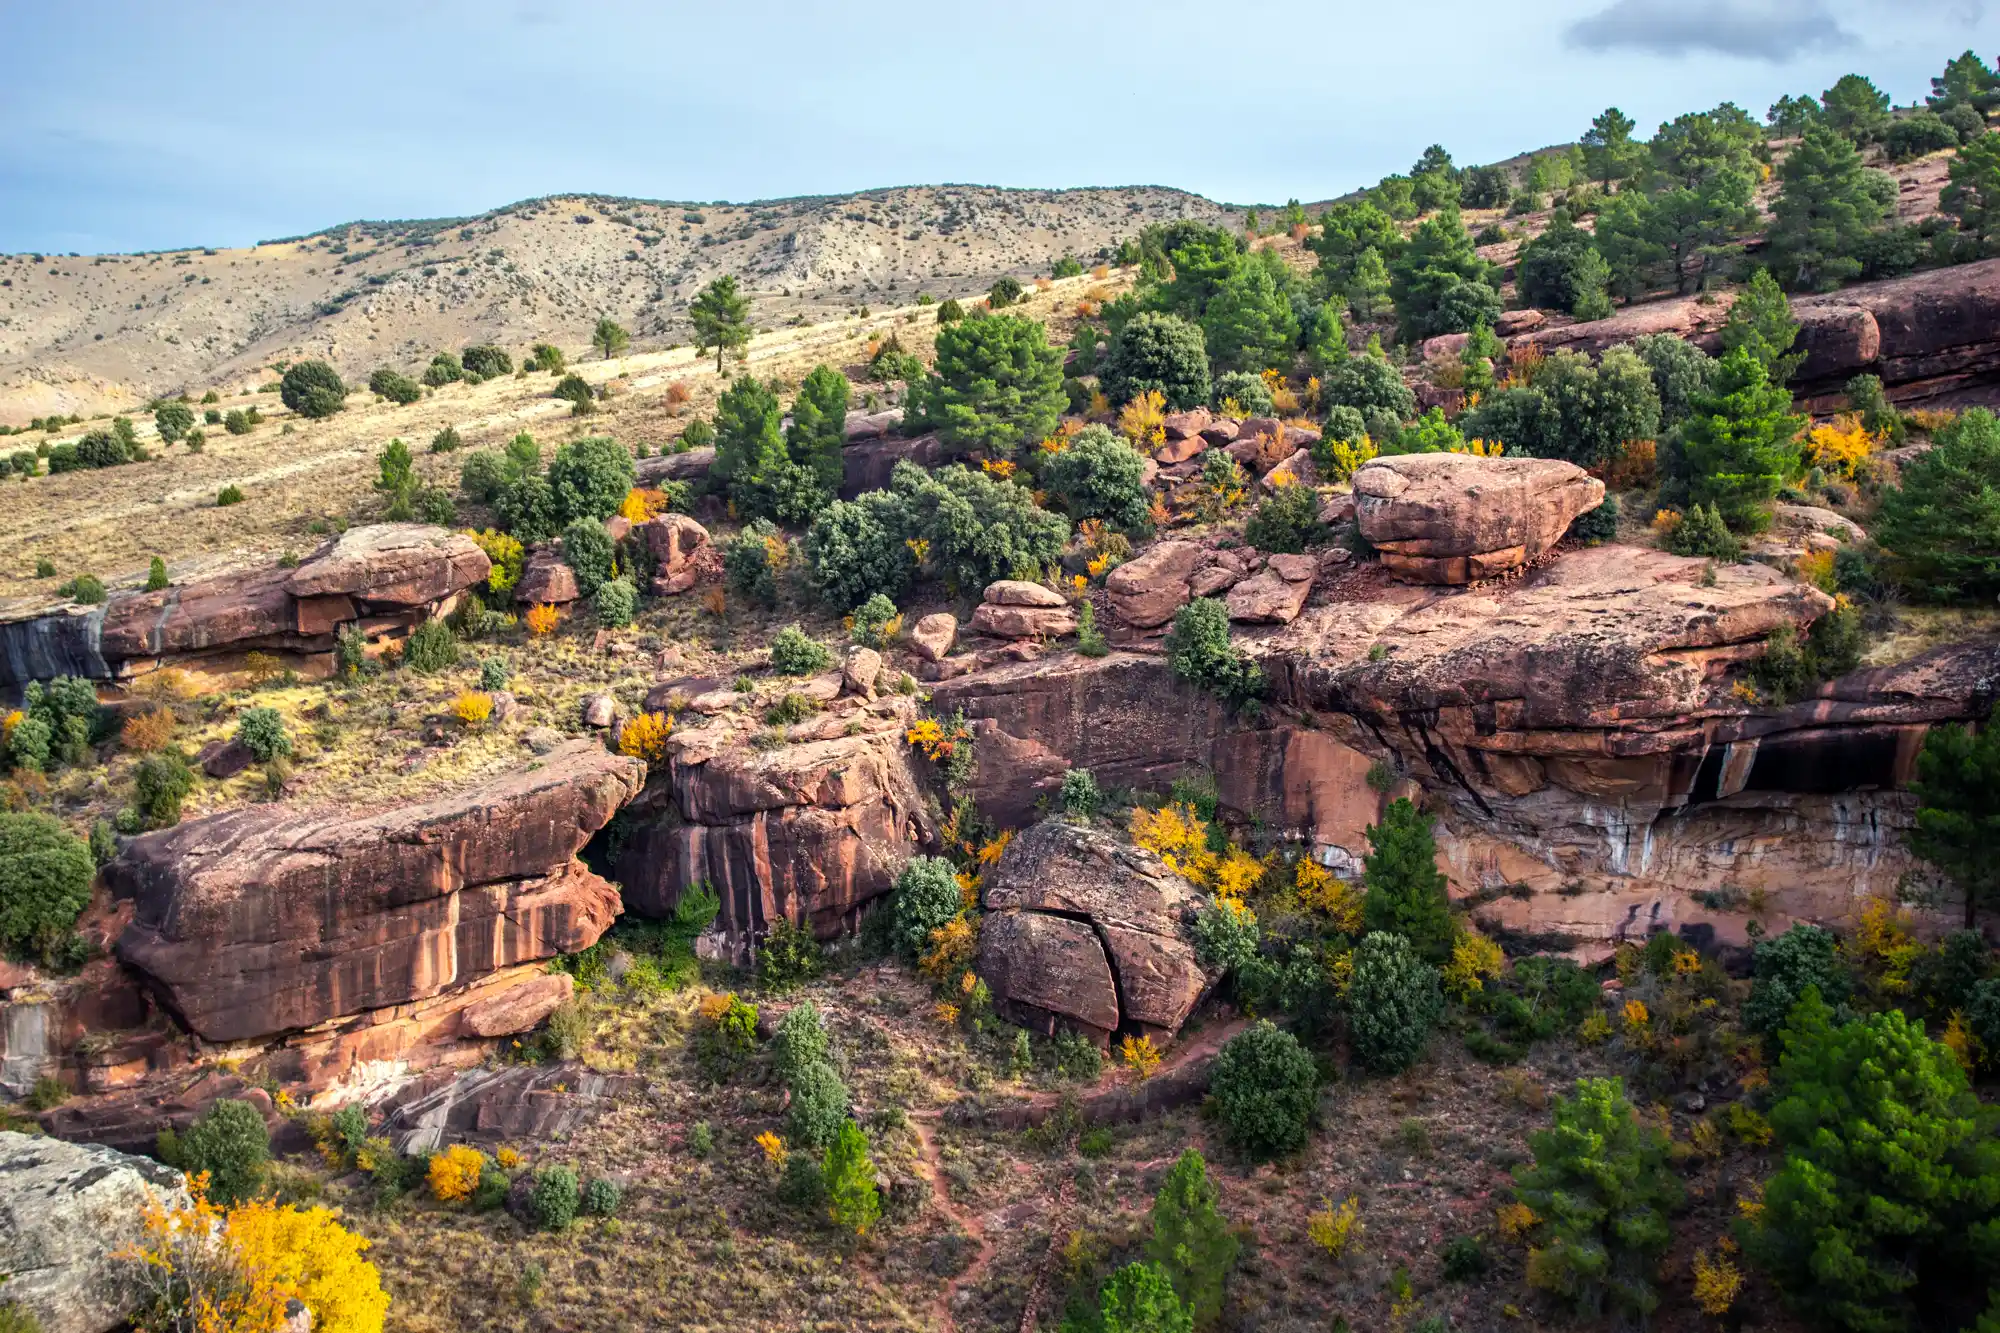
[284, 523, 490, 607]
[515, 546, 581, 604]
[1353, 453, 1604, 584]
[1105, 540, 1204, 628]
[106, 741, 643, 1042]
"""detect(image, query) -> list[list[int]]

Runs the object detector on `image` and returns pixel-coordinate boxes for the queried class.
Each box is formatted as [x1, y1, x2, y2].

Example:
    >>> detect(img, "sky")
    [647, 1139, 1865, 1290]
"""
[1, 0, 1994, 254]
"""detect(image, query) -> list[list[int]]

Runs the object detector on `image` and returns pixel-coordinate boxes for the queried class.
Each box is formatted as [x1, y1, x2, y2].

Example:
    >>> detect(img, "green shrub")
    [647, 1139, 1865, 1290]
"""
[553, 374, 595, 414]
[1908, 721, 2000, 932]
[936, 298, 965, 324]
[164, 1099, 270, 1205]
[823, 1121, 881, 1234]
[1441, 1234, 1488, 1280]
[1145, 1149, 1238, 1325]
[1211, 370, 1273, 416]
[402, 619, 458, 674]
[775, 998, 832, 1084]
[1566, 493, 1619, 544]
[1361, 798, 1454, 962]
[768, 625, 832, 675]
[785, 1056, 850, 1153]
[1321, 352, 1415, 420]
[580, 1176, 621, 1217]
[1346, 931, 1445, 1074]
[1210, 1020, 1317, 1158]
[134, 750, 194, 828]
[145, 557, 168, 591]
[758, 917, 824, 992]
[906, 315, 1066, 458]
[232, 707, 291, 764]
[1513, 1077, 1680, 1322]
[423, 352, 464, 386]
[1058, 768, 1101, 818]
[1516, 209, 1610, 315]
[849, 593, 900, 648]
[778, 1153, 826, 1208]
[723, 519, 784, 607]
[222, 409, 255, 436]
[461, 345, 512, 379]
[1075, 600, 1108, 657]
[546, 437, 635, 525]
[891, 856, 963, 960]
[1165, 598, 1264, 711]
[802, 491, 909, 611]
[1874, 408, 2000, 601]
[1042, 425, 1151, 532]
[529, 1165, 580, 1231]
[154, 403, 194, 444]
[687, 1121, 714, 1156]
[1242, 481, 1321, 554]
[1097, 1261, 1192, 1333]
[1745, 925, 1852, 1040]
[1743, 996, 2000, 1332]
[216, 485, 244, 507]
[368, 368, 422, 405]
[57, 574, 105, 604]
[988, 275, 1023, 308]
[1663, 502, 1742, 561]
[429, 426, 462, 454]
[1192, 901, 1261, 975]
[561, 517, 615, 596]
[1100, 312, 1211, 411]
[529, 342, 566, 374]
[279, 360, 346, 419]
[74, 430, 127, 469]
[459, 450, 508, 503]
[0, 814, 93, 961]
[1886, 111, 1962, 161]
[594, 578, 636, 628]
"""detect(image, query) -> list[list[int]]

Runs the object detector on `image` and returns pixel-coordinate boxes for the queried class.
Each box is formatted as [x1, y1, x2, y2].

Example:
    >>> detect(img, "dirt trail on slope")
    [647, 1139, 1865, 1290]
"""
[911, 1113, 998, 1332]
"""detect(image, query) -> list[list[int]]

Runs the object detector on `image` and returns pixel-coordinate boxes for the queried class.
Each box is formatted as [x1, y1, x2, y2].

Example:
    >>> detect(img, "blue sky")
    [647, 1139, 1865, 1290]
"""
[1, 0, 1993, 254]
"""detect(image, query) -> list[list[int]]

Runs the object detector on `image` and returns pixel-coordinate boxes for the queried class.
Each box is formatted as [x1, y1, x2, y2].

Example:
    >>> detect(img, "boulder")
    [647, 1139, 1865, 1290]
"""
[1495, 308, 1546, 336]
[0, 1132, 192, 1333]
[1259, 449, 1320, 493]
[978, 820, 1209, 1042]
[195, 738, 254, 779]
[1198, 419, 1241, 446]
[843, 408, 904, 441]
[842, 646, 883, 698]
[105, 742, 643, 1043]
[636, 513, 710, 597]
[376, 1062, 641, 1155]
[1162, 409, 1211, 440]
[983, 579, 1066, 609]
[1226, 568, 1313, 624]
[1105, 540, 1204, 628]
[1154, 434, 1204, 465]
[1771, 502, 1866, 545]
[633, 446, 715, 487]
[1188, 566, 1241, 599]
[581, 693, 616, 728]
[515, 546, 580, 605]
[1353, 453, 1605, 584]
[969, 603, 1078, 640]
[614, 718, 935, 951]
[284, 523, 490, 608]
[910, 613, 958, 663]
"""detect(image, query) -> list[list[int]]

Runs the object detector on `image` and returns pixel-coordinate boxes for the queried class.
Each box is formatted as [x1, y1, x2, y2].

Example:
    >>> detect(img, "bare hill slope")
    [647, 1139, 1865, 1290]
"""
[0, 185, 1234, 420]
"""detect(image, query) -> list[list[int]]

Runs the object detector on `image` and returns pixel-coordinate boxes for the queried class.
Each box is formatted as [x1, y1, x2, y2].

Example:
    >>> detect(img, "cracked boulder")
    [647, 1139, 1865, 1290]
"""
[1354, 453, 1603, 584]
[977, 819, 1209, 1043]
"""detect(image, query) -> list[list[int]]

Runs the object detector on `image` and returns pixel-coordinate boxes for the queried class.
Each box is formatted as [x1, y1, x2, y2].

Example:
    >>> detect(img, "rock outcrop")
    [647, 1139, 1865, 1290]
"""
[1512, 257, 2000, 406]
[1353, 454, 1604, 584]
[968, 580, 1077, 640]
[105, 741, 642, 1044]
[514, 546, 581, 605]
[614, 700, 935, 952]
[634, 513, 711, 596]
[0, 524, 490, 686]
[0, 1131, 190, 1333]
[978, 820, 1209, 1043]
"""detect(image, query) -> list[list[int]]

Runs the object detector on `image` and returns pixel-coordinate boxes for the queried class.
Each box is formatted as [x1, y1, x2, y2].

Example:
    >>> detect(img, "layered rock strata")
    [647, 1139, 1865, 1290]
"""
[1353, 454, 1604, 584]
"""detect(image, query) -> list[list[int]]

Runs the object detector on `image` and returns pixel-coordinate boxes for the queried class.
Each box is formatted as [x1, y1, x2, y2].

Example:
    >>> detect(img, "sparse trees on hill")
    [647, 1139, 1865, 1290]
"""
[153, 402, 194, 444]
[1387, 207, 1501, 339]
[1581, 106, 1643, 188]
[1931, 49, 2000, 113]
[1202, 252, 1299, 375]
[1516, 209, 1612, 318]
[690, 275, 751, 371]
[368, 367, 422, 405]
[461, 344, 512, 379]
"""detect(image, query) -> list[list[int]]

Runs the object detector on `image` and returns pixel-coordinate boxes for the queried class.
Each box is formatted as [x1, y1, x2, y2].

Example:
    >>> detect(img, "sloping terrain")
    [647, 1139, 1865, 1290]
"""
[0, 186, 1231, 419]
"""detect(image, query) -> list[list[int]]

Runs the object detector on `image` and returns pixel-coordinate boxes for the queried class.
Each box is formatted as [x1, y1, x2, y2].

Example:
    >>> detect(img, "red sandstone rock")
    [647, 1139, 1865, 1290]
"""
[909, 613, 957, 663]
[1225, 569, 1312, 624]
[636, 514, 710, 595]
[1105, 540, 1203, 628]
[515, 547, 580, 604]
[1154, 434, 1204, 465]
[284, 524, 490, 608]
[978, 820, 1209, 1042]
[983, 579, 1066, 608]
[970, 603, 1077, 639]
[105, 742, 643, 1043]
[1199, 419, 1241, 446]
[1162, 409, 1211, 440]
[840, 434, 943, 499]
[1353, 453, 1604, 584]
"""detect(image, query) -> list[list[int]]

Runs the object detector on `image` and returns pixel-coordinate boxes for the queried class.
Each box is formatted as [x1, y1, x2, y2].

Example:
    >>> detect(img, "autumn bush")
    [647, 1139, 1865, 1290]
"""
[121, 708, 175, 753]
[426, 1144, 487, 1203]
[617, 711, 673, 768]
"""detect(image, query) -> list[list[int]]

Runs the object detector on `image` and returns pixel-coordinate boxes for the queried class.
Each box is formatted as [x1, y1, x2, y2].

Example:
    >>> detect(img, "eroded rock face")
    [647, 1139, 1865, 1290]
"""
[0, 524, 491, 686]
[1105, 540, 1204, 628]
[636, 513, 710, 596]
[977, 820, 1209, 1043]
[515, 546, 581, 605]
[105, 741, 642, 1043]
[615, 706, 935, 951]
[0, 1131, 190, 1333]
[1354, 454, 1604, 584]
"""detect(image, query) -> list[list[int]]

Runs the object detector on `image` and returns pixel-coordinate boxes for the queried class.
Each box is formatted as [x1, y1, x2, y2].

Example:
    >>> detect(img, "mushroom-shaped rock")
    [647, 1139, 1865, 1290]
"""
[0, 1132, 193, 1333]
[977, 819, 1209, 1043]
[1105, 540, 1204, 629]
[1353, 453, 1604, 584]
[909, 612, 958, 663]
[285, 523, 490, 608]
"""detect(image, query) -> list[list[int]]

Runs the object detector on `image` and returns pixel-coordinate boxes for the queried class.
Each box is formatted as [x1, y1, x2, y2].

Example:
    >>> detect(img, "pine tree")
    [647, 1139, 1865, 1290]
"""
[1874, 408, 2000, 599]
[1720, 269, 1804, 383]
[1682, 347, 1804, 533]
[822, 1120, 881, 1235]
[711, 375, 795, 522]
[1943, 132, 2000, 257]
[1145, 1150, 1239, 1326]
[690, 275, 751, 371]
[786, 364, 850, 495]
[1201, 254, 1299, 375]
[592, 316, 630, 360]
[905, 315, 1065, 458]
[1099, 1263, 1193, 1333]
[1581, 107, 1641, 187]
[1361, 798, 1454, 962]
[1819, 73, 1892, 144]
[1930, 50, 2000, 113]
[1387, 207, 1499, 339]
[1346, 247, 1392, 322]
[1767, 126, 1889, 292]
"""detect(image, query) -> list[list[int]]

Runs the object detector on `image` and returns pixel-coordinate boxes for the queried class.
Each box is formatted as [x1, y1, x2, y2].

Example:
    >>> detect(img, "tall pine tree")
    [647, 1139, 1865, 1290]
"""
[1146, 1150, 1239, 1326]
[1361, 798, 1455, 962]
[1682, 346, 1804, 533]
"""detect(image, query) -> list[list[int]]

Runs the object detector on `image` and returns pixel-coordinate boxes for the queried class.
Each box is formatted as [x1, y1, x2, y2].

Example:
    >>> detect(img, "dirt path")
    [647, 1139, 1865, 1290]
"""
[911, 1112, 997, 1333]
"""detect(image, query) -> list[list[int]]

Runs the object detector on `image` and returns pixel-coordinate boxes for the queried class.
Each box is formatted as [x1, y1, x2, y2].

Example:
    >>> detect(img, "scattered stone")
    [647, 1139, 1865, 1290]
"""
[581, 693, 616, 728]
[969, 602, 1077, 640]
[1161, 408, 1211, 440]
[515, 546, 581, 605]
[195, 738, 254, 779]
[523, 726, 563, 755]
[843, 647, 883, 698]
[1188, 567, 1241, 598]
[1226, 568, 1313, 624]
[909, 612, 958, 663]
[983, 579, 1067, 609]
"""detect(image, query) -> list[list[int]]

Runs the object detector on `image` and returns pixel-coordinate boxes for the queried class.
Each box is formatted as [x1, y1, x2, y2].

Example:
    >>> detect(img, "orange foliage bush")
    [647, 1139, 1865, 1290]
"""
[618, 711, 674, 767]
[122, 708, 176, 753]
[666, 380, 693, 407]
[524, 603, 560, 635]
[1599, 438, 1658, 490]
